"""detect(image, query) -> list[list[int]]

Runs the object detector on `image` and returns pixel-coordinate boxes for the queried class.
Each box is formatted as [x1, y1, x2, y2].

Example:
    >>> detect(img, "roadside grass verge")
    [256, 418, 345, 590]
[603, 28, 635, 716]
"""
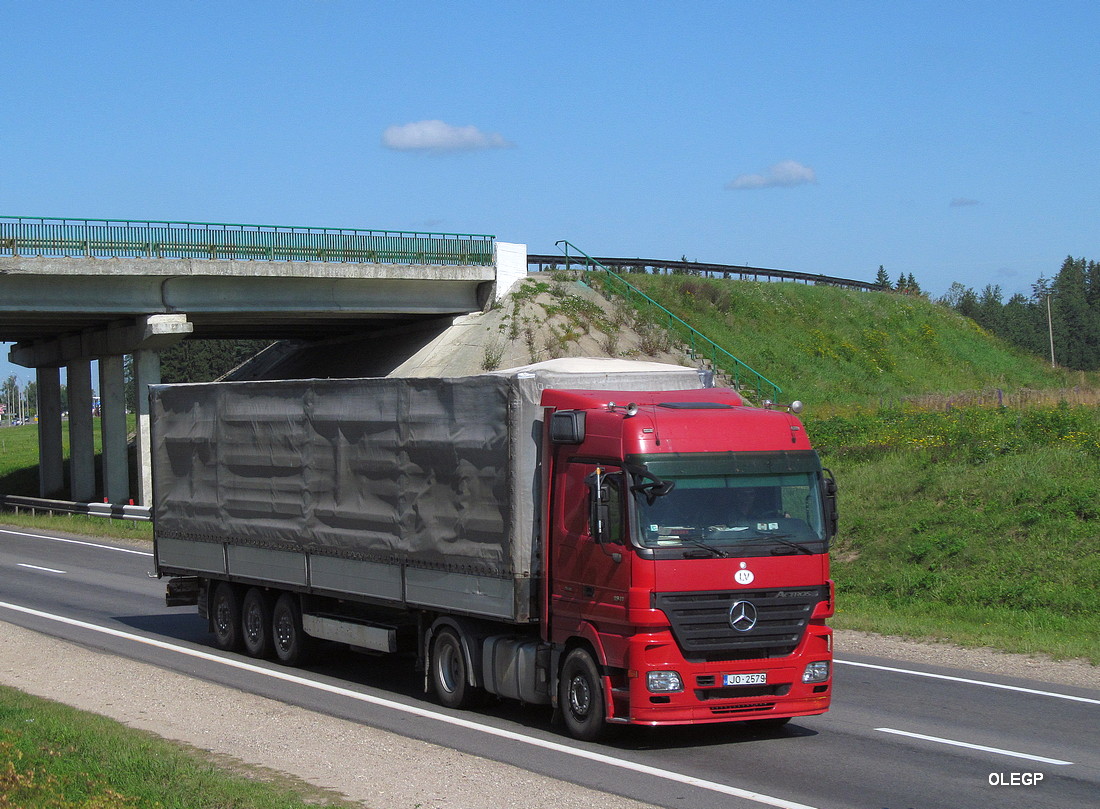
[833, 593, 1099, 663]
[0, 684, 353, 809]
[0, 512, 151, 542]
[810, 403, 1100, 663]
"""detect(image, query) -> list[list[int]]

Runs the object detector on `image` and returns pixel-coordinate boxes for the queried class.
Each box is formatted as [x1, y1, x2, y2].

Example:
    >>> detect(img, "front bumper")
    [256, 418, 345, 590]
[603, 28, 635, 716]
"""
[613, 625, 832, 726]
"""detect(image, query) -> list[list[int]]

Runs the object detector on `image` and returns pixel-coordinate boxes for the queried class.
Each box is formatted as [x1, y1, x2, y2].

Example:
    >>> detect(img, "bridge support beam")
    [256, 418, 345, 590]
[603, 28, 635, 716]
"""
[11, 314, 193, 505]
[98, 355, 128, 505]
[134, 349, 160, 507]
[67, 360, 95, 502]
[35, 367, 64, 498]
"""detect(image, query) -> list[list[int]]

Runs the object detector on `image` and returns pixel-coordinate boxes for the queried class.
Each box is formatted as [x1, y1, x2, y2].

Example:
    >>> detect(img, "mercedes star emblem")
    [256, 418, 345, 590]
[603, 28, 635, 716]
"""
[728, 600, 758, 632]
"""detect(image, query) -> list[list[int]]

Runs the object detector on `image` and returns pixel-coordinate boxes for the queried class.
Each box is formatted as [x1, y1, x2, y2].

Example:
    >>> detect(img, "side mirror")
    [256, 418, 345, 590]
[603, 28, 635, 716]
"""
[822, 468, 839, 538]
[585, 468, 621, 544]
[550, 410, 586, 444]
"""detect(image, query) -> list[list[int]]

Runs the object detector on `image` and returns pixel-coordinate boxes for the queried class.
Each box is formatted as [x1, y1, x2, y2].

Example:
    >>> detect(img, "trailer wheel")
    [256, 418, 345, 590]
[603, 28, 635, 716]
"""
[241, 588, 274, 659]
[431, 627, 479, 709]
[271, 592, 310, 666]
[211, 581, 242, 652]
[560, 648, 608, 742]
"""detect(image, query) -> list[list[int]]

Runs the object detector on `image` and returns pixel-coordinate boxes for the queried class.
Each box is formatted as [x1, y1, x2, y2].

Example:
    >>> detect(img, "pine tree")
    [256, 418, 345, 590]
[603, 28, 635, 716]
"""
[875, 265, 891, 288]
[1051, 256, 1100, 370]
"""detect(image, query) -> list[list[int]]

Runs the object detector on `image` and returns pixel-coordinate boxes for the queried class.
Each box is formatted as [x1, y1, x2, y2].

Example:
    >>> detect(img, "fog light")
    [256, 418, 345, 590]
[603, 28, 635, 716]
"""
[646, 670, 684, 693]
[802, 661, 830, 684]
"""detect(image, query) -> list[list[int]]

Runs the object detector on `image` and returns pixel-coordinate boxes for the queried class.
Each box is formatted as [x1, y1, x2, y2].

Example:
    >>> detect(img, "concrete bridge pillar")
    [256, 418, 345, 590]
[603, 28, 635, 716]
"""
[11, 313, 192, 505]
[35, 367, 64, 498]
[98, 354, 129, 505]
[66, 360, 96, 503]
[134, 349, 160, 506]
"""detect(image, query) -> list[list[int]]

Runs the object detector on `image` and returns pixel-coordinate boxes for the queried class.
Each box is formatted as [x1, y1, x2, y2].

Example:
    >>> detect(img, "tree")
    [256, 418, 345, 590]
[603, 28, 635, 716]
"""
[1051, 256, 1100, 370]
[875, 265, 891, 288]
[160, 339, 272, 384]
[975, 284, 1005, 333]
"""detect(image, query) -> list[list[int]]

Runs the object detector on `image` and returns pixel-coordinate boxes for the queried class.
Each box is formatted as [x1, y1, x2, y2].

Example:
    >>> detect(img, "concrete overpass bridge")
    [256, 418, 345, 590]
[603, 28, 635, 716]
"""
[1, 216, 526, 507]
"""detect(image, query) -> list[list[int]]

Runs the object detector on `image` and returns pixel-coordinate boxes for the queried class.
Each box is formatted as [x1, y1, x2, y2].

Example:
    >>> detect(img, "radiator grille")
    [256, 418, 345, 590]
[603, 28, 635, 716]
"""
[654, 586, 827, 662]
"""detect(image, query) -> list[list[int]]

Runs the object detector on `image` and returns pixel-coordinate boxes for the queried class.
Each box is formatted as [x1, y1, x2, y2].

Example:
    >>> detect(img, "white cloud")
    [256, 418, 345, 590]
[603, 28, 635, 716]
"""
[382, 120, 514, 153]
[727, 160, 817, 190]
[950, 197, 981, 207]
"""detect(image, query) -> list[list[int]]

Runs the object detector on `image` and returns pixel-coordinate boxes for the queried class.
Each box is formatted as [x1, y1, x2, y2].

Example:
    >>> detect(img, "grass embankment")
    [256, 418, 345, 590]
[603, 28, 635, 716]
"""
[621, 274, 1079, 404]
[617, 274, 1100, 663]
[0, 685, 351, 809]
[808, 403, 1100, 663]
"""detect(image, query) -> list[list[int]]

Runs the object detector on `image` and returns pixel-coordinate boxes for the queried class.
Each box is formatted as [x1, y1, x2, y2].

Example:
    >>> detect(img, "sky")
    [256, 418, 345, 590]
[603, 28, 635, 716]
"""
[2, 1, 1098, 385]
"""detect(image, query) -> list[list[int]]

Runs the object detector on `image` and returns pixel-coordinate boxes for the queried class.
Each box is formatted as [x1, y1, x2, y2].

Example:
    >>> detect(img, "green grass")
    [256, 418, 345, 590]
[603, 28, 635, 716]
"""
[0, 685, 353, 809]
[617, 274, 1083, 404]
[1, 419, 151, 542]
[808, 404, 1100, 663]
[0, 511, 152, 542]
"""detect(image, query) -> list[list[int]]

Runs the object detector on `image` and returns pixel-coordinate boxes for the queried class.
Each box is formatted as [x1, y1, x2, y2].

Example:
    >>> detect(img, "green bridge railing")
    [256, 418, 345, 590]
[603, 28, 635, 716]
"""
[0, 216, 495, 266]
[554, 240, 783, 402]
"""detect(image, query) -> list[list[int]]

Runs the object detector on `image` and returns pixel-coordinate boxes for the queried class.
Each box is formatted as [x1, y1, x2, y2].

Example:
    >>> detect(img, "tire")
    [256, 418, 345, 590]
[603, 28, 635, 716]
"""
[271, 592, 310, 666]
[241, 587, 274, 659]
[559, 647, 608, 742]
[430, 627, 480, 709]
[211, 581, 242, 652]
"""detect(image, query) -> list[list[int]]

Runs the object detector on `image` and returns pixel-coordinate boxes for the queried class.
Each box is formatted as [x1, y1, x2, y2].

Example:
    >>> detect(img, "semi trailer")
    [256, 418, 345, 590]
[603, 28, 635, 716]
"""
[153, 358, 837, 740]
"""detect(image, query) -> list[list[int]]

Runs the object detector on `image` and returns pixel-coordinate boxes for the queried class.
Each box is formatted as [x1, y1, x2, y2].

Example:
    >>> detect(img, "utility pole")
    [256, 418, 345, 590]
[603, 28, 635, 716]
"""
[1046, 294, 1056, 368]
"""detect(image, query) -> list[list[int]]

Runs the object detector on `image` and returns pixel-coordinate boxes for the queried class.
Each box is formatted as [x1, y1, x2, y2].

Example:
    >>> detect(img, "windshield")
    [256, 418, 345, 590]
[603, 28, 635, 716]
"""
[631, 468, 827, 554]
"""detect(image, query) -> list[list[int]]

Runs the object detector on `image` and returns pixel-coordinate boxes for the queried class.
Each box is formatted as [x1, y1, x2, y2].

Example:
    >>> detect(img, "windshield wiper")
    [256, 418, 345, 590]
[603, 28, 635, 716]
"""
[745, 533, 815, 555]
[680, 537, 729, 558]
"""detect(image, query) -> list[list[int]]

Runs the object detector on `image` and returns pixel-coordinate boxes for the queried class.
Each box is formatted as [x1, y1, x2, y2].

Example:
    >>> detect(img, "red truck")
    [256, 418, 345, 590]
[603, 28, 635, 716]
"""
[154, 359, 836, 741]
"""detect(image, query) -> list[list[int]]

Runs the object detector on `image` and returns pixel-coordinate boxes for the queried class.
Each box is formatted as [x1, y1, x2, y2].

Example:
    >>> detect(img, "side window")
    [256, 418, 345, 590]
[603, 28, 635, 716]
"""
[560, 461, 625, 543]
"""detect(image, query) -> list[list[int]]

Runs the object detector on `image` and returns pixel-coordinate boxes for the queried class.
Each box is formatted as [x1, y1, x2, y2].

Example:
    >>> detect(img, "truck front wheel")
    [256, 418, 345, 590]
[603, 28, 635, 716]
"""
[431, 627, 481, 709]
[560, 648, 608, 742]
[211, 581, 242, 652]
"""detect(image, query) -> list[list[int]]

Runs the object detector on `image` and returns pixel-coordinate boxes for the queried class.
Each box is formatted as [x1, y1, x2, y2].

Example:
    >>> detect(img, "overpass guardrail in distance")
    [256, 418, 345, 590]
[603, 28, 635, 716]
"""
[0, 216, 495, 266]
[528, 253, 883, 292]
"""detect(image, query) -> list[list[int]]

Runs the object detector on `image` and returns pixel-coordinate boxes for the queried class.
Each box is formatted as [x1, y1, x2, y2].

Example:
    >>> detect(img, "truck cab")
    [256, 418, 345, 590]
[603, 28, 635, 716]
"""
[542, 386, 836, 739]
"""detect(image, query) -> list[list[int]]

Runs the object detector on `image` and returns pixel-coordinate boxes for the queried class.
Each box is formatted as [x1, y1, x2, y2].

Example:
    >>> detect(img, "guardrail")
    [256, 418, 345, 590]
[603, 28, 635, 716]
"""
[528, 253, 883, 292]
[0, 216, 496, 266]
[552, 241, 783, 402]
[1, 494, 151, 522]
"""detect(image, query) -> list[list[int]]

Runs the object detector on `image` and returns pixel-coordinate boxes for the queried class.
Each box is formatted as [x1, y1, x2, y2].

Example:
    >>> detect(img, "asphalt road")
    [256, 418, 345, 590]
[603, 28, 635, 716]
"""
[1, 524, 1097, 809]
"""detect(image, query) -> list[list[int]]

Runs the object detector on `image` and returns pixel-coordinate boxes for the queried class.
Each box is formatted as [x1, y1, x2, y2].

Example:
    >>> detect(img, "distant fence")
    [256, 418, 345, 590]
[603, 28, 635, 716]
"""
[528, 254, 882, 291]
[0, 216, 496, 266]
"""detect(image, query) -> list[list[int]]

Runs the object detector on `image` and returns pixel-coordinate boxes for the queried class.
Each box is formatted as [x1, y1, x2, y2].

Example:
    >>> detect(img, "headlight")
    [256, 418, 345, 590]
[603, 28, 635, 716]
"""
[646, 670, 684, 692]
[802, 661, 830, 683]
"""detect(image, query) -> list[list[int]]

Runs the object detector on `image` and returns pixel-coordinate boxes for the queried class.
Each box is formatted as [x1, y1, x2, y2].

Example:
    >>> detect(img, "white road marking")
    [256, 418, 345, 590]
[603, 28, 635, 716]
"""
[835, 659, 1100, 705]
[0, 528, 152, 557]
[0, 600, 818, 809]
[876, 727, 1073, 766]
[17, 563, 67, 574]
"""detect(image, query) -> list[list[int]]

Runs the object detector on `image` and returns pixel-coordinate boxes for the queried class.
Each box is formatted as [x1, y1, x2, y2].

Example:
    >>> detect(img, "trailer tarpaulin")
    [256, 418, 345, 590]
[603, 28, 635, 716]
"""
[152, 376, 515, 575]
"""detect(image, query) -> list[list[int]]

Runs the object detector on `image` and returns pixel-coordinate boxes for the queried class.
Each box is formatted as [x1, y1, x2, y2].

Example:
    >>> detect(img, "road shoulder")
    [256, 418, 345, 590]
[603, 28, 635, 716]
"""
[0, 620, 657, 809]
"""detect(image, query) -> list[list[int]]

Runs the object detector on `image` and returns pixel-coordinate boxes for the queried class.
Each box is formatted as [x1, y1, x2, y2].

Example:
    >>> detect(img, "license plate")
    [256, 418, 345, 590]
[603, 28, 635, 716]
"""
[723, 672, 767, 686]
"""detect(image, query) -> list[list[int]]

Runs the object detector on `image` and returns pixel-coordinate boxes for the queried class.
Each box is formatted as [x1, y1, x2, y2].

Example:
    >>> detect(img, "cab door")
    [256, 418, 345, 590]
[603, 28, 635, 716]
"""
[550, 461, 632, 659]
